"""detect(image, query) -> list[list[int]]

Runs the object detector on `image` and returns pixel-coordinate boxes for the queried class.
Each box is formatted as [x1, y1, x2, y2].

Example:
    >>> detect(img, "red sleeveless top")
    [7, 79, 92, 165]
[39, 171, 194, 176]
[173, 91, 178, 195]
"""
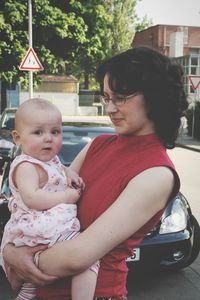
[37, 133, 180, 299]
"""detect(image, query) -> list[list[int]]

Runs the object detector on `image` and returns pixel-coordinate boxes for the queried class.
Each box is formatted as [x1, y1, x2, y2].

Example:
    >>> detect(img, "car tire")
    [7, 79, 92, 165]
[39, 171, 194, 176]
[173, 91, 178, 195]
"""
[181, 215, 200, 269]
[0, 200, 10, 244]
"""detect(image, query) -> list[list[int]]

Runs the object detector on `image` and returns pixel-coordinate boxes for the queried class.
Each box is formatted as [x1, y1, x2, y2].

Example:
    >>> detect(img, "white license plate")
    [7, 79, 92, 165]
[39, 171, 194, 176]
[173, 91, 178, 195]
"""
[126, 248, 140, 262]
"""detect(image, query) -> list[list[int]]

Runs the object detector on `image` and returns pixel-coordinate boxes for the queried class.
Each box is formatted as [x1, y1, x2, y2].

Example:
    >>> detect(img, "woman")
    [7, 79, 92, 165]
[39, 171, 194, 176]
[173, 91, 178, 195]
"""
[3, 47, 188, 300]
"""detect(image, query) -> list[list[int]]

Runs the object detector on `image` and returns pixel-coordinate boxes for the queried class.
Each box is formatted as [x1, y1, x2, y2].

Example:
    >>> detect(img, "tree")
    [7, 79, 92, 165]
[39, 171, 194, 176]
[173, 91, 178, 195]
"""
[66, 0, 113, 90]
[104, 0, 152, 56]
[108, 0, 137, 55]
[69, 0, 151, 89]
[0, 0, 151, 107]
[44, 0, 151, 90]
[0, 0, 87, 111]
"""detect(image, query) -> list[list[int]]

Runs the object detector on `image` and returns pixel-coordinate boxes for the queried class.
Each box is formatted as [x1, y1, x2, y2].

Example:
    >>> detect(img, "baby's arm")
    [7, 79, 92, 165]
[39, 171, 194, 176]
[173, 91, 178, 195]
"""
[14, 162, 81, 211]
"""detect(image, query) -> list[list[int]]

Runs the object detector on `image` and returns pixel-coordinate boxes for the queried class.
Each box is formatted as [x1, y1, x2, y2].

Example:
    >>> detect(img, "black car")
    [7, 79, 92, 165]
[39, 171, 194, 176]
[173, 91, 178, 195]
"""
[126, 193, 200, 273]
[0, 108, 17, 172]
[0, 122, 200, 274]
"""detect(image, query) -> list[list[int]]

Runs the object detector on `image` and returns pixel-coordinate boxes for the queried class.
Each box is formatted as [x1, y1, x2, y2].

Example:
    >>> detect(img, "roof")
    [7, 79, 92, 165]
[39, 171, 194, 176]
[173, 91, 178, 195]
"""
[137, 24, 200, 33]
[40, 75, 78, 83]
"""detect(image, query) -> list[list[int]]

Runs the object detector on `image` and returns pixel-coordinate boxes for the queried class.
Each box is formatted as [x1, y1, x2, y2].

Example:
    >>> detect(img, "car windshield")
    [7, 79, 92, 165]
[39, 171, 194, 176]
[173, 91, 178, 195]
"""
[59, 123, 115, 166]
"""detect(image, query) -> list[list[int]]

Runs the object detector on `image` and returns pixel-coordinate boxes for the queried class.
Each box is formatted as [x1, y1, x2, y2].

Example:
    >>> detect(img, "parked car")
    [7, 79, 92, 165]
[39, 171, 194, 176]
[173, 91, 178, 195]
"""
[126, 193, 200, 273]
[0, 108, 17, 172]
[0, 113, 112, 173]
[0, 122, 199, 274]
[0, 108, 16, 132]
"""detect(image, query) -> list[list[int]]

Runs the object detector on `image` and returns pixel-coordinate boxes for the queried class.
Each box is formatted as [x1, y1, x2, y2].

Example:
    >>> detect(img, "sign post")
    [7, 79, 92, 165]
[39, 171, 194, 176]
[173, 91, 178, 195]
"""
[19, 48, 44, 71]
[188, 75, 200, 138]
[19, 0, 44, 99]
[28, 0, 33, 98]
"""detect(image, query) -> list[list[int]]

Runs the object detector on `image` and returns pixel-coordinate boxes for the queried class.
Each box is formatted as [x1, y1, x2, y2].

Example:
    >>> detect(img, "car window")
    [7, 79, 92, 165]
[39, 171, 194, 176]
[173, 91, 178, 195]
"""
[0, 112, 15, 131]
[60, 126, 115, 165]
[59, 140, 89, 166]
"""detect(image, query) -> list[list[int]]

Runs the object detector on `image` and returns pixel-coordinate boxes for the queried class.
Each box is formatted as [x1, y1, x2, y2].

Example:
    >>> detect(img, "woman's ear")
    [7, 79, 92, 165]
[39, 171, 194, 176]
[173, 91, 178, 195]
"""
[12, 130, 21, 146]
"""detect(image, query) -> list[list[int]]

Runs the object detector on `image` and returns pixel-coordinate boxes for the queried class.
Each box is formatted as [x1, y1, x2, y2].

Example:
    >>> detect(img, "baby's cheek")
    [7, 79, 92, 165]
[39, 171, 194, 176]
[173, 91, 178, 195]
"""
[57, 142, 62, 152]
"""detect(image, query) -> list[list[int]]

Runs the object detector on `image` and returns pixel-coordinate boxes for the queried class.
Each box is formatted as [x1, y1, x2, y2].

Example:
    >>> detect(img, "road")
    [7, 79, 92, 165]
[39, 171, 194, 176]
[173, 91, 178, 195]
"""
[168, 147, 200, 223]
[127, 146, 200, 299]
[1, 147, 200, 299]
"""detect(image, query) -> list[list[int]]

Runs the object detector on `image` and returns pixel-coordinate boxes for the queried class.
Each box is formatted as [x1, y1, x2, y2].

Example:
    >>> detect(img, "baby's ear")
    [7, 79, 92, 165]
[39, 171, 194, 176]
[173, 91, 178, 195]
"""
[12, 130, 21, 146]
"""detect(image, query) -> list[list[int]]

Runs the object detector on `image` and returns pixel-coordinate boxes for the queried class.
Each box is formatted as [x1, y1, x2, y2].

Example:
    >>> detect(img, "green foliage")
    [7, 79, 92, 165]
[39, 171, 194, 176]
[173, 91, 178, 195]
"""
[68, 0, 113, 89]
[0, 0, 88, 89]
[69, 0, 151, 89]
[108, 0, 137, 55]
[0, 0, 151, 92]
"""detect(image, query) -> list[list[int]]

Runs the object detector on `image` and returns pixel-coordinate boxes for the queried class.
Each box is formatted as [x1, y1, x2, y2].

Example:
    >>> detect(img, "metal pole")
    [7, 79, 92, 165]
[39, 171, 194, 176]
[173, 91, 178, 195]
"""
[28, 0, 33, 98]
[192, 105, 195, 138]
[191, 91, 197, 139]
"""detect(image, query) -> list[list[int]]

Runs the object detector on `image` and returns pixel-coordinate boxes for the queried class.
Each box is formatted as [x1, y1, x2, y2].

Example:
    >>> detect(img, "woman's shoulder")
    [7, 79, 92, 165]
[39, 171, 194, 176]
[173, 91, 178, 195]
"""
[88, 134, 117, 152]
[93, 133, 117, 146]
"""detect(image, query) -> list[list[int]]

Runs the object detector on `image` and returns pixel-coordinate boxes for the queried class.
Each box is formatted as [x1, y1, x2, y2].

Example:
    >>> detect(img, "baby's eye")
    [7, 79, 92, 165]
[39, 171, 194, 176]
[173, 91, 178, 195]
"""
[34, 130, 43, 135]
[52, 129, 60, 135]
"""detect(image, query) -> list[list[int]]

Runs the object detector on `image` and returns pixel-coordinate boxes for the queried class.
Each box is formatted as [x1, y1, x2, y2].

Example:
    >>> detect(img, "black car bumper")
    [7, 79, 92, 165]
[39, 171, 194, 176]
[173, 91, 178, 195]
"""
[126, 227, 193, 272]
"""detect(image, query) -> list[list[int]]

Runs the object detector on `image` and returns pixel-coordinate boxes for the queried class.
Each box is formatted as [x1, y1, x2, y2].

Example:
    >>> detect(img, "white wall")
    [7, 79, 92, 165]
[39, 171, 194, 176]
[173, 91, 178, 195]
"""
[20, 92, 79, 115]
[169, 32, 184, 57]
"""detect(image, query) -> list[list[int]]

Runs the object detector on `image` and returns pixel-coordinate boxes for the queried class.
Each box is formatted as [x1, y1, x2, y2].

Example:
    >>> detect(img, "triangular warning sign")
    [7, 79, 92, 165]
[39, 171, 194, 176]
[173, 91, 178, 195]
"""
[19, 47, 44, 71]
[188, 75, 200, 91]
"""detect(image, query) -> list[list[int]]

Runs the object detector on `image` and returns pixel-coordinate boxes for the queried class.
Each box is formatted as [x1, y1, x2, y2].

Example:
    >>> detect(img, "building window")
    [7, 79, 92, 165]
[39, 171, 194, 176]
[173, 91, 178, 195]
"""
[190, 48, 200, 55]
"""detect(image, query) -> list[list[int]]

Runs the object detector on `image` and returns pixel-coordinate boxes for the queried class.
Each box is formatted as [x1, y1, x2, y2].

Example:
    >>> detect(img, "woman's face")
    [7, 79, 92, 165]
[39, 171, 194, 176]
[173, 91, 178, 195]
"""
[103, 74, 155, 136]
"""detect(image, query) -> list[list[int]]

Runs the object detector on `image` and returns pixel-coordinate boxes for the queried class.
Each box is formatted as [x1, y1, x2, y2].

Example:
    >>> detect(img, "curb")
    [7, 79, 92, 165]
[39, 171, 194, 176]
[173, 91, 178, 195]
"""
[176, 143, 200, 153]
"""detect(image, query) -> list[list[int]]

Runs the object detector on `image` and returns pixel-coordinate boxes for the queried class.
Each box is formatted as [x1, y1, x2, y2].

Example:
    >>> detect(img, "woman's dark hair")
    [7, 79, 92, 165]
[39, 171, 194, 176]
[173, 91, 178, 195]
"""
[96, 47, 188, 149]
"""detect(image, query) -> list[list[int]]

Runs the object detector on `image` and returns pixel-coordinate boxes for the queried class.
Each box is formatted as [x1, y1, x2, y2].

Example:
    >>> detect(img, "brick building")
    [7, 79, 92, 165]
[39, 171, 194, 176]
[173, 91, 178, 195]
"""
[132, 24, 200, 57]
[132, 25, 200, 97]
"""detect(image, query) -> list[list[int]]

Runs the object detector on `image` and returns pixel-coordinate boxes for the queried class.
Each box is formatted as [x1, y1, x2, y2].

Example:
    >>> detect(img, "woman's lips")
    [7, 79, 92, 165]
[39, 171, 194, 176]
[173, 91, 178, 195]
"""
[111, 118, 123, 125]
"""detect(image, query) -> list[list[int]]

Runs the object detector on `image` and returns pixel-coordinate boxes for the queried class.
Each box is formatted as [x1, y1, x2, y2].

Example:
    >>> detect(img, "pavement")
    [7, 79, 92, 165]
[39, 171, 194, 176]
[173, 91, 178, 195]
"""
[176, 134, 200, 152]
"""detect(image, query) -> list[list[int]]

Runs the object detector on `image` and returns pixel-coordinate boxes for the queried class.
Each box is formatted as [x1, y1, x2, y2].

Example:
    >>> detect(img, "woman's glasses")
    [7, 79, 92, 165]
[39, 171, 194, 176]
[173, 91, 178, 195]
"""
[100, 92, 140, 107]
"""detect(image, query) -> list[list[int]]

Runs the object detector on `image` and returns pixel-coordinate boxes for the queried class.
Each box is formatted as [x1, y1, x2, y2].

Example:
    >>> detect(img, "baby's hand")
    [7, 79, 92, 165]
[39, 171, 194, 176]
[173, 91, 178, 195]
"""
[65, 167, 85, 190]
[70, 178, 85, 191]
[65, 187, 82, 204]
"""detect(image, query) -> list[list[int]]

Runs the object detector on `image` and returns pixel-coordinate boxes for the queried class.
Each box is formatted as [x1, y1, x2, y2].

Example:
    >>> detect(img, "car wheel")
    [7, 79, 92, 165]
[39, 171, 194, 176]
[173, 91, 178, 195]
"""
[0, 200, 10, 244]
[181, 215, 200, 269]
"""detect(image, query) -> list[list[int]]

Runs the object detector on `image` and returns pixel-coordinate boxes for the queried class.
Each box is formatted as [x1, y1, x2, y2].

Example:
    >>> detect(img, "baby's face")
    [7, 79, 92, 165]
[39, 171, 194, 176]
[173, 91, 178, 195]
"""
[14, 109, 62, 162]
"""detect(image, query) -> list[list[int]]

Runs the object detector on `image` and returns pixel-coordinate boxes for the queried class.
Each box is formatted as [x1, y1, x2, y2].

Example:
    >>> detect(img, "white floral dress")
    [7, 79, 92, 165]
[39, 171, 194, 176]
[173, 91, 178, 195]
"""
[1, 154, 80, 262]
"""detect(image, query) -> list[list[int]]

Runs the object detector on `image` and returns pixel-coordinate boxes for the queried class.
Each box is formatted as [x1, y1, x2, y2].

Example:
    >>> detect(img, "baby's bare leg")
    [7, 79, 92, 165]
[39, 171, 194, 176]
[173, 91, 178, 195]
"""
[71, 268, 98, 300]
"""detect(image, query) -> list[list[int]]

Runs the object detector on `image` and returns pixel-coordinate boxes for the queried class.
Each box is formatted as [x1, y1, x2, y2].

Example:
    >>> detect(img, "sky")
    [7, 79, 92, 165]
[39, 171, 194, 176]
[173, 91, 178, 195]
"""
[136, 0, 200, 27]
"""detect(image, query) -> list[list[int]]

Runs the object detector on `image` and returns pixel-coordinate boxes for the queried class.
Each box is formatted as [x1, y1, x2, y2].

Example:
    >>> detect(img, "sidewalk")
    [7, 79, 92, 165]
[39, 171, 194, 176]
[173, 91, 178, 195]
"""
[176, 134, 200, 152]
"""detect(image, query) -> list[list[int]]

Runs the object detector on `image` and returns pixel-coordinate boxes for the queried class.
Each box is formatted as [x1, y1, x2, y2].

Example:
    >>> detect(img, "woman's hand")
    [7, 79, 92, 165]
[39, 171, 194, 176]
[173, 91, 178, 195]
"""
[3, 244, 58, 290]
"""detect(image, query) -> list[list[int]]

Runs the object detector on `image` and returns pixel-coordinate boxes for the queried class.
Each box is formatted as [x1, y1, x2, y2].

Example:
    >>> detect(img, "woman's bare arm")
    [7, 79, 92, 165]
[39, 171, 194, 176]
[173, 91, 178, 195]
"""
[38, 166, 174, 277]
[3, 166, 174, 285]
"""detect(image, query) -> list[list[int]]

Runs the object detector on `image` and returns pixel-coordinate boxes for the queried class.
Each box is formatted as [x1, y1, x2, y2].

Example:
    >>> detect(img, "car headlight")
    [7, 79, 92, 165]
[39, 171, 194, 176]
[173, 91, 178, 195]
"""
[159, 198, 188, 234]
[0, 139, 14, 149]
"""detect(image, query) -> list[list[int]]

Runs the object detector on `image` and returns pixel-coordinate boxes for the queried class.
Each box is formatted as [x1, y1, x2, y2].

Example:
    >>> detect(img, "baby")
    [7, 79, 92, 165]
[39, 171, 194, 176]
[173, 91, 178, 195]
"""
[0, 98, 99, 300]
